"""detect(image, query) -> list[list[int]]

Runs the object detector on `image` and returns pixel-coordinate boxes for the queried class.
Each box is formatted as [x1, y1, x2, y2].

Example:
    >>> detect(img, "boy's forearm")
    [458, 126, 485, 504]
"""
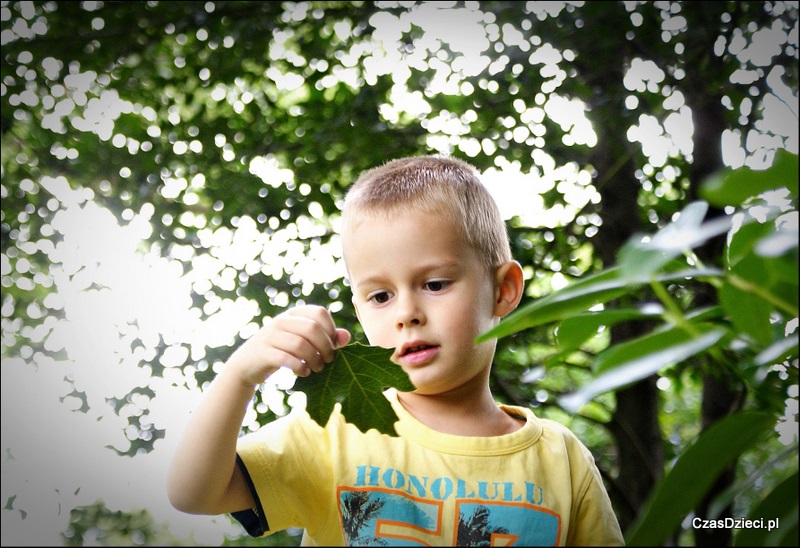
[167, 304, 345, 515]
[167, 365, 260, 515]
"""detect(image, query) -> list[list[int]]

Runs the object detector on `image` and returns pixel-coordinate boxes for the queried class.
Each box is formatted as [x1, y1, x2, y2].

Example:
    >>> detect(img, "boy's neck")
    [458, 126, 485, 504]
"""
[396, 385, 524, 437]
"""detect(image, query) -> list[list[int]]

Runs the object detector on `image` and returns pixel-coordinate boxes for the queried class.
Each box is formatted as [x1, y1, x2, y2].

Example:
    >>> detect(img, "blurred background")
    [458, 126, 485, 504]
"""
[1, 1, 797, 546]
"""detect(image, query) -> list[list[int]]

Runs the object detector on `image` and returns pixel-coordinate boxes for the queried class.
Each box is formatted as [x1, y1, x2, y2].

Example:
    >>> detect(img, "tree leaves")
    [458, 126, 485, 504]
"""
[291, 343, 414, 437]
[700, 148, 799, 207]
[559, 325, 727, 413]
[475, 265, 722, 343]
[480, 153, 798, 545]
[625, 411, 777, 546]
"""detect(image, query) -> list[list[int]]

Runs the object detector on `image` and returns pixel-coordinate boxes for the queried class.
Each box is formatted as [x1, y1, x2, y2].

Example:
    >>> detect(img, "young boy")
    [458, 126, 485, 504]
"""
[167, 155, 624, 546]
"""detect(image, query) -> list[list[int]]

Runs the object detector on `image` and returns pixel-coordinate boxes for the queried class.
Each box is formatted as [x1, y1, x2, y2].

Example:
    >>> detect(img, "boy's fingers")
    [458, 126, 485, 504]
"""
[264, 328, 321, 371]
[287, 306, 339, 345]
[334, 329, 351, 349]
[296, 359, 312, 377]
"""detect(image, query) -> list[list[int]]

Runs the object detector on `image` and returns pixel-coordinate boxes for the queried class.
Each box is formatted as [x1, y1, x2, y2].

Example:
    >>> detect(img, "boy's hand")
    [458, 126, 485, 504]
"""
[226, 305, 351, 386]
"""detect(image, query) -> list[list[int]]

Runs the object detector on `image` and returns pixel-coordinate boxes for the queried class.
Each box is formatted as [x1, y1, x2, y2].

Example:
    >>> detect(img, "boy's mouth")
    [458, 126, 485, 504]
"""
[401, 344, 435, 356]
[397, 342, 440, 366]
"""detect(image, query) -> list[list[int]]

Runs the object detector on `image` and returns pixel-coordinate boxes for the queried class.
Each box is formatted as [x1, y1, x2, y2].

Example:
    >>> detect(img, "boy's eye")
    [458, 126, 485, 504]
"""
[369, 291, 391, 304]
[425, 280, 450, 292]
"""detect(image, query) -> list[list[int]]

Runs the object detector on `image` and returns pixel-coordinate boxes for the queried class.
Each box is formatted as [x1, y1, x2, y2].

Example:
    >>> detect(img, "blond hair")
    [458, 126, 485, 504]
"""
[341, 155, 512, 272]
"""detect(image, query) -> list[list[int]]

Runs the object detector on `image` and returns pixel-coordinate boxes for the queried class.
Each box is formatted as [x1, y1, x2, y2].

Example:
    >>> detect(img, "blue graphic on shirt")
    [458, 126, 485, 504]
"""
[457, 502, 559, 546]
[339, 488, 560, 546]
[340, 490, 438, 546]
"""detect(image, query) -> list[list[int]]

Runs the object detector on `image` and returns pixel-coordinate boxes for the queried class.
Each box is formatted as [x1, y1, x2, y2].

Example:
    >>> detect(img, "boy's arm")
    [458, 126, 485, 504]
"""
[166, 305, 350, 516]
[167, 365, 260, 515]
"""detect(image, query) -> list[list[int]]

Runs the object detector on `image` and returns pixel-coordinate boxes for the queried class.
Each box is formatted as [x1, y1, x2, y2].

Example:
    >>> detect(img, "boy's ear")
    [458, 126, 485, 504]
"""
[493, 260, 524, 318]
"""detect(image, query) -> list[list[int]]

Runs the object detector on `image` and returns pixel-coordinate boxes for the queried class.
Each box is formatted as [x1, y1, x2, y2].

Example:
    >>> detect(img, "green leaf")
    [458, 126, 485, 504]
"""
[477, 266, 723, 343]
[559, 325, 727, 413]
[721, 250, 799, 346]
[726, 209, 781, 268]
[706, 444, 798, 520]
[754, 334, 799, 366]
[476, 267, 630, 343]
[291, 343, 414, 437]
[593, 323, 724, 375]
[626, 411, 776, 546]
[555, 306, 664, 353]
[618, 201, 742, 281]
[720, 275, 775, 347]
[700, 148, 799, 207]
[734, 470, 799, 547]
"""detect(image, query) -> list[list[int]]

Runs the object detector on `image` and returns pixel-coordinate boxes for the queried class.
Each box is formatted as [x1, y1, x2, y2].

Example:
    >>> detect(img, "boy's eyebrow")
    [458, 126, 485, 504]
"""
[351, 260, 464, 288]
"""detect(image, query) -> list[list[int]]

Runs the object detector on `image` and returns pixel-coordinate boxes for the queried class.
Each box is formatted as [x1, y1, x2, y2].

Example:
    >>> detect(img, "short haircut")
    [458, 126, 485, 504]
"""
[341, 155, 512, 272]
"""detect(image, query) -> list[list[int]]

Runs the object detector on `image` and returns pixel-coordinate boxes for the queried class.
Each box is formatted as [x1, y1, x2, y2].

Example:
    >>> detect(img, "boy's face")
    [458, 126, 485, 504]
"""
[344, 209, 502, 396]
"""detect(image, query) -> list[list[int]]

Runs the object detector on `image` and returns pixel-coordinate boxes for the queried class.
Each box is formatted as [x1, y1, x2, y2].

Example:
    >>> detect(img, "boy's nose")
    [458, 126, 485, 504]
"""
[395, 293, 425, 329]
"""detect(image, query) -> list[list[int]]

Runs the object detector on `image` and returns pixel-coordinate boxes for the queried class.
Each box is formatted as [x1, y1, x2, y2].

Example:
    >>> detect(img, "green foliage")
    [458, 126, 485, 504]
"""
[481, 152, 799, 545]
[701, 149, 799, 207]
[63, 501, 184, 546]
[626, 411, 777, 546]
[477, 265, 724, 343]
[292, 343, 414, 436]
[62, 500, 303, 546]
[561, 323, 727, 413]
[733, 471, 799, 547]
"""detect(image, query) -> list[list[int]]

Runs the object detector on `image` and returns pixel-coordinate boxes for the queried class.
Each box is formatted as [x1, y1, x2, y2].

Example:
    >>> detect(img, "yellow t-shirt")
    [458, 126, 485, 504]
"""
[234, 389, 624, 546]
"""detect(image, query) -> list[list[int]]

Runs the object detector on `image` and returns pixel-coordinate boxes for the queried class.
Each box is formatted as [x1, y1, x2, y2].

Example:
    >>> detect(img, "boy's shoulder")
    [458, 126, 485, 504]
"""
[537, 415, 599, 466]
[498, 401, 595, 454]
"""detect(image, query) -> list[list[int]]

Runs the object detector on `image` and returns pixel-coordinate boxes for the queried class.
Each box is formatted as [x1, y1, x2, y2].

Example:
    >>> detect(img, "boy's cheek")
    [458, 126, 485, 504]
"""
[359, 323, 380, 346]
[358, 316, 389, 347]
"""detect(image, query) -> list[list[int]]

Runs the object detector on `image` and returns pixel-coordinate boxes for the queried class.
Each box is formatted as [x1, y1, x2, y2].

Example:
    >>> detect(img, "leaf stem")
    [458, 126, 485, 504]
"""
[649, 279, 696, 335]
[650, 278, 727, 364]
[727, 273, 799, 318]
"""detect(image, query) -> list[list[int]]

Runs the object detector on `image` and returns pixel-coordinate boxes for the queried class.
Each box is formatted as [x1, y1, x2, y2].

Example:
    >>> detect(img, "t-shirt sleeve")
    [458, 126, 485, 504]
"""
[230, 454, 269, 537]
[231, 410, 335, 537]
[567, 442, 625, 546]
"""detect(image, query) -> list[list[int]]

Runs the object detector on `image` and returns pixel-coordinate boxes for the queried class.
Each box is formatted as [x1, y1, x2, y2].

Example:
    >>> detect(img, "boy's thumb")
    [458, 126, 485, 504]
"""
[334, 328, 351, 349]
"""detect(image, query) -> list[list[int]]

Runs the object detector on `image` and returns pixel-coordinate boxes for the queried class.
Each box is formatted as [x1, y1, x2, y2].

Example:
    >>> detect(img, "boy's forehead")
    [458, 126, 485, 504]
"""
[341, 206, 464, 242]
[341, 208, 474, 272]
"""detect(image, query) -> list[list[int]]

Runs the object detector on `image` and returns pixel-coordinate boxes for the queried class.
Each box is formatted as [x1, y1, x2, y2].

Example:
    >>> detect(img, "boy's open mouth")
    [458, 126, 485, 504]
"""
[402, 344, 435, 356]
[396, 342, 440, 366]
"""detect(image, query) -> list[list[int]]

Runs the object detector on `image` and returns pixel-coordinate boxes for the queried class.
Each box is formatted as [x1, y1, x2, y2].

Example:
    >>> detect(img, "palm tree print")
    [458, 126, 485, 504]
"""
[341, 491, 387, 546]
[457, 505, 511, 546]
